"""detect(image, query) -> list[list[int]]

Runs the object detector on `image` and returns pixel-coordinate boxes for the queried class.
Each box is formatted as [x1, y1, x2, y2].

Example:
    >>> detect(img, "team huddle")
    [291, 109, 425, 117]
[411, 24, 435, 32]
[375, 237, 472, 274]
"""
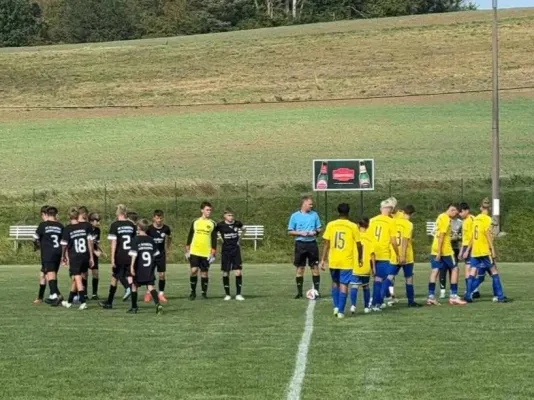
[32, 202, 245, 314]
[288, 196, 509, 318]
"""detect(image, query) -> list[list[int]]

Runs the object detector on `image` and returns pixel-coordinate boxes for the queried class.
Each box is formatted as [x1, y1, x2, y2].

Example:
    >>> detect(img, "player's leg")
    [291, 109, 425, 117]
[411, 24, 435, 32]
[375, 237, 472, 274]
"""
[91, 261, 99, 300]
[234, 250, 244, 300]
[128, 282, 138, 313]
[293, 243, 305, 299]
[381, 264, 399, 306]
[464, 257, 481, 302]
[337, 270, 352, 318]
[200, 260, 210, 299]
[438, 267, 447, 299]
[488, 261, 508, 302]
[34, 268, 47, 304]
[403, 264, 420, 307]
[221, 252, 232, 300]
[74, 274, 88, 309]
[99, 266, 121, 309]
[46, 268, 63, 306]
[447, 256, 466, 305]
[189, 258, 199, 300]
[330, 269, 340, 315]
[349, 281, 358, 313]
[157, 255, 167, 303]
[427, 257, 442, 305]
[371, 262, 387, 311]
[81, 272, 88, 300]
[309, 243, 321, 293]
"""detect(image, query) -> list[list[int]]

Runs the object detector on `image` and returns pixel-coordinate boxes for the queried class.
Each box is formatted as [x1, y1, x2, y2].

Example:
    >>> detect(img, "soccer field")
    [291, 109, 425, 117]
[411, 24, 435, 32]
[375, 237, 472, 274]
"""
[2, 264, 533, 400]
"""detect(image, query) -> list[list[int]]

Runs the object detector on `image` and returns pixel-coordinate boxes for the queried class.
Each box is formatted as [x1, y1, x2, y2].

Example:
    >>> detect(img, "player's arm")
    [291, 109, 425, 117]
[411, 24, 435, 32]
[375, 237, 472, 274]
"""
[288, 214, 306, 237]
[108, 224, 118, 267]
[357, 241, 363, 265]
[370, 251, 376, 276]
[128, 240, 138, 276]
[87, 231, 95, 268]
[185, 222, 194, 259]
[320, 240, 329, 271]
[210, 224, 217, 258]
[400, 238, 408, 264]
[32, 225, 42, 251]
[311, 213, 322, 237]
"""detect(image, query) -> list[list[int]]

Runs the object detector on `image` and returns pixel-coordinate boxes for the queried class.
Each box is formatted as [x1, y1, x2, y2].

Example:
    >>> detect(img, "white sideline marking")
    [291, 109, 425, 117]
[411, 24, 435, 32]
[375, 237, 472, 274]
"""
[286, 300, 316, 400]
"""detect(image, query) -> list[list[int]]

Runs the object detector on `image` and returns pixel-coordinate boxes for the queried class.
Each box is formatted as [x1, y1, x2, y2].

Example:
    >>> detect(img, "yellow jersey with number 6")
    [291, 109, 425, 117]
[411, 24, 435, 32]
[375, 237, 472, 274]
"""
[322, 219, 361, 269]
[472, 214, 492, 257]
[431, 213, 454, 256]
[355, 230, 374, 276]
[390, 218, 414, 265]
[369, 215, 397, 261]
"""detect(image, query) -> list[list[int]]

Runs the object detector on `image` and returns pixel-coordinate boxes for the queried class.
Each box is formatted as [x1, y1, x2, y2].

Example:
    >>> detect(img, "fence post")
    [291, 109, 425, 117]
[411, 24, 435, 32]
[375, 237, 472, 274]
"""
[174, 182, 178, 218]
[245, 180, 249, 221]
[104, 185, 107, 219]
[324, 191, 328, 222]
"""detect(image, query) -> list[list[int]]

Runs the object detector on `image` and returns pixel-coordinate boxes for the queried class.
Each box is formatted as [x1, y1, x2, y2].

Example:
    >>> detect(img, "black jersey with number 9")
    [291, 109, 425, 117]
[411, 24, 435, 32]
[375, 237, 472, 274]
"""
[129, 236, 160, 283]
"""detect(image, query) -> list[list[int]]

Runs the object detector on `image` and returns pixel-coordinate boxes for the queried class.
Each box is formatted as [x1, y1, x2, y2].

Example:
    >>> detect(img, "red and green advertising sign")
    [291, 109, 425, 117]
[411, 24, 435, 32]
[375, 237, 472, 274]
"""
[313, 159, 375, 191]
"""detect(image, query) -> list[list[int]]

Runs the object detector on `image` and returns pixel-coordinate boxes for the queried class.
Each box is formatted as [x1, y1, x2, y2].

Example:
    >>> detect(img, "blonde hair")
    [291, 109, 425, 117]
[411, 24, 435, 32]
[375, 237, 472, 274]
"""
[116, 204, 127, 216]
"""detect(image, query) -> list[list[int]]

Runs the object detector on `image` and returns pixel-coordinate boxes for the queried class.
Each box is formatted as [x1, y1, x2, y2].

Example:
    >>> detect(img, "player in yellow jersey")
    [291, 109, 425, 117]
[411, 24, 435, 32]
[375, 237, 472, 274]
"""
[348, 218, 374, 315]
[464, 199, 509, 302]
[185, 202, 217, 300]
[382, 205, 422, 307]
[427, 203, 466, 305]
[368, 199, 399, 311]
[320, 203, 362, 319]
[458, 202, 476, 296]
[389, 197, 405, 220]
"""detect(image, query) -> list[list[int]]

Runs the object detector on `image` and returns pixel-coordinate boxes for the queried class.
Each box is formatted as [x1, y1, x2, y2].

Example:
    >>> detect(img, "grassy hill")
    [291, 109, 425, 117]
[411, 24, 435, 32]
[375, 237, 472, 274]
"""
[1, 9, 533, 107]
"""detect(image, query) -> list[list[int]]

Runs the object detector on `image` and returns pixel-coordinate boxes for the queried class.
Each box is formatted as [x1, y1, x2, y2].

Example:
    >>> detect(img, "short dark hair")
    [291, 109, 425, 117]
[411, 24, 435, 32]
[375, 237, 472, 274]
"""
[89, 212, 100, 222]
[153, 209, 164, 217]
[46, 207, 58, 217]
[337, 203, 350, 216]
[403, 205, 416, 215]
[127, 211, 138, 223]
[137, 218, 150, 233]
[358, 217, 370, 229]
[201, 201, 212, 210]
[40, 205, 49, 215]
[459, 202, 470, 211]
[481, 198, 491, 209]
[78, 206, 89, 215]
[300, 195, 313, 206]
[224, 207, 234, 215]
[446, 203, 458, 211]
[68, 207, 79, 221]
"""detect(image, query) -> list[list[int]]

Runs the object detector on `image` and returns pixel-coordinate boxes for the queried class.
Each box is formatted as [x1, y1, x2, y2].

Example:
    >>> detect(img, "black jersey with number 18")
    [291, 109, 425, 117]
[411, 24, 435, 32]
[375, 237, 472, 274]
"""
[108, 220, 136, 265]
[34, 221, 64, 262]
[61, 223, 93, 264]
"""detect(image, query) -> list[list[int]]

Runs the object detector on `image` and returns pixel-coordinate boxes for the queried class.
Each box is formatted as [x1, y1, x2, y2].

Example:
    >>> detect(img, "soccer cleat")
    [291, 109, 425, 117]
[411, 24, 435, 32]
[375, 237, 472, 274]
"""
[156, 304, 163, 315]
[364, 307, 371, 314]
[294, 294, 303, 299]
[122, 288, 131, 302]
[91, 294, 99, 300]
[463, 296, 473, 303]
[492, 296, 498, 303]
[51, 296, 64, 307]
[127, 308, 138, 314]
[350, 305, 356, 314]
[371, 306, 382, 312]
[201, 293, 208, 299]
[337, 313, 345, 319]
[98, 301, 113, 309]
[408, 302, 423, 308]
[449, 296, 467, 305]
[79, 303, 88, 310]
[426, 297, 441, 306]
[472, 291, 481, 299]
[496, 297, 511, 303]
[333, 307, 339, 316]
[158, 294, 168, 304]
[144, 292, 152, 303]
[224, 295, 232, 301]
[439, 289, 446, 299]
[61, 301, 72, 309]
[44, 298, 55, 305]
[235, 295, 245, 301]
[380, 303, 387, 309]
[33, 298, 43, 304]
[189, 293, 196, 301]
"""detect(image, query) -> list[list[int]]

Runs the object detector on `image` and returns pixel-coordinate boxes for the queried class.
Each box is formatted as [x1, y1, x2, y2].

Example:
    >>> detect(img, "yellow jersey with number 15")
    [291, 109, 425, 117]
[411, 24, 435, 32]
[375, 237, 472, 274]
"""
[322, 219, 361, 269]
[390, 218, 414, 265]
[472, 214, 492, 257]
[431, 213, 454, 257]
[369, 215, 396, 261]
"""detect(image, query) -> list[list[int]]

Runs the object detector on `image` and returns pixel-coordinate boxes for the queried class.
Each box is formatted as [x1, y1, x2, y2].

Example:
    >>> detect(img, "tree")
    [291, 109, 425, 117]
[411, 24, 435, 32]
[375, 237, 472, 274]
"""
[0, 0, 43, 46]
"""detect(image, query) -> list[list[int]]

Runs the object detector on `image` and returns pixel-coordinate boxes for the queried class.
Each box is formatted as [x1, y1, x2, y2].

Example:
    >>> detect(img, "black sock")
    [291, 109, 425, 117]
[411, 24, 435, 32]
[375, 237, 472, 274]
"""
[223, 276, 230, 295]
[82, 278, 88, 291]
[236, 275, 242, 295]
[131, 291, 138, 309]
[312, 275, 320, 292]
[119, 275, 129, 289]
[296, 277, 304, 295]
[56, 280, 61, 296]
[201, 277, 209, 295]
[68, 291, 76, 303]
[92, 278, 99, 295]
[439, 268, 447, 290]
[107, 285, 117, 304]
[79, 290, 87, 304]
[150, 289, 159, 305]
[190, 276, 198, 294]
[49, 279, 58, 296]
[38, 284, 46, 300]
[158, 279, 166, 293]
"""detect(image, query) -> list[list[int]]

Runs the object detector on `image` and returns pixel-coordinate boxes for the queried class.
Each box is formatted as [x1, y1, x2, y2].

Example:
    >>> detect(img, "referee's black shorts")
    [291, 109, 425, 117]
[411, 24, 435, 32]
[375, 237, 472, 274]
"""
[293, 241, 319, 267]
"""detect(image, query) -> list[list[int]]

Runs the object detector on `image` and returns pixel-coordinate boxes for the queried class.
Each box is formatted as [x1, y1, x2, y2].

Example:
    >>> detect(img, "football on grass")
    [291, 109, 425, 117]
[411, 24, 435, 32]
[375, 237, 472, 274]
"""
[306, 289, 319, 300]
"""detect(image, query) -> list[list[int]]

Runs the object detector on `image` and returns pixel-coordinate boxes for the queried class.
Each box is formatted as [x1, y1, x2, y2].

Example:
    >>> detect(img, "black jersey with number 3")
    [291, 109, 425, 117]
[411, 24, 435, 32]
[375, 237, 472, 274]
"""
[108, 220, 136, 264]
[129, 236, 160, 283]
[34, 221, 64, 262]
[146, 224, 171, 256]
[61, 223, 93, 264]
[216, 220, 244, 252]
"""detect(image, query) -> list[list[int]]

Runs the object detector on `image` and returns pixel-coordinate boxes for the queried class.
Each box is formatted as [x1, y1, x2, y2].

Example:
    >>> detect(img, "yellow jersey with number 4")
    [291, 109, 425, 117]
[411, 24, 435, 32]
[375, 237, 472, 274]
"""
[322, 219, 361, 269]
[462, 214, 475, 247]
[472, 214, 492, 257]
[431, 213, 454, 257]
[390, 218, 414, 265]
[369, 215, 397, 261]
[355, 230, 374, 276]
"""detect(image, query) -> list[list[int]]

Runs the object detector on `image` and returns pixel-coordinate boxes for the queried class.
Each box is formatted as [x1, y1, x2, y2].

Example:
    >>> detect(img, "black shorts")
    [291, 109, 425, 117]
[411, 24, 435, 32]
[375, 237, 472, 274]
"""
[92, 257, 99, 270]
[155, 255, 166, 273]
[134, 266, 156, 286]
[190, 255, 210, 272]
[112, 263, 131, 279]
[70, 260, 90, 277]
[221, 249, 242, 272]
[41, 259, 61, 274]
[294, 241, 319, 267]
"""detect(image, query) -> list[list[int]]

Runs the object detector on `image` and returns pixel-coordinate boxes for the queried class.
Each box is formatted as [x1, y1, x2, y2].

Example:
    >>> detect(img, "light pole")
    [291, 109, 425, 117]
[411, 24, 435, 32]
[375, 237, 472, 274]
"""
[491, 0, 501, 235]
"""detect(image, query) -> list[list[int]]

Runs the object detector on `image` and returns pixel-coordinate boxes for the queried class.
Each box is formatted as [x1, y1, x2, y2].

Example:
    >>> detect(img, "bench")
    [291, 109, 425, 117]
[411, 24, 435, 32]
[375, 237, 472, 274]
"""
[217, 225, 265, 251]
[426, 221, 436, 237]
[9, 225, 38, 250]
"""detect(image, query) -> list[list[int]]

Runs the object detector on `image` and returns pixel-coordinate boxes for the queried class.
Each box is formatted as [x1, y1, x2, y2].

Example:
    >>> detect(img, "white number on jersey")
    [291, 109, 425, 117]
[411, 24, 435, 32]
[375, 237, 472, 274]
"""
[142, 252, 151, 267]
[51, 234, 60, 248]
[122, 235, 131, 251]
[74, 238, 87, 253]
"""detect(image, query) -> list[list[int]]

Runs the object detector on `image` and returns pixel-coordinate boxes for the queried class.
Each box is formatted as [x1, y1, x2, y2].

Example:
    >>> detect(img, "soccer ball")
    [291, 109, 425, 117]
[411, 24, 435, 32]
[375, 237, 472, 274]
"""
[306, 288, 319, 300]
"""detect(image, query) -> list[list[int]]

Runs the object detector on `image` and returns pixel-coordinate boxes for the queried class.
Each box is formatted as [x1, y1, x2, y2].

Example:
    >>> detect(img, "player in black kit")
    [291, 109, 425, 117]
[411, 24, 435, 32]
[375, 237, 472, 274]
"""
[145, 210, 172, 304]
[216, 209, 245, 301]
[33, 206, 64, 306]
[60, 208, 94, 310]
[77, 206, 93, 300]
[100, 204, 137, 309]
[33, 205, 50, 304]
[128, 219, 163, 314]
[89, 212, 105, 299]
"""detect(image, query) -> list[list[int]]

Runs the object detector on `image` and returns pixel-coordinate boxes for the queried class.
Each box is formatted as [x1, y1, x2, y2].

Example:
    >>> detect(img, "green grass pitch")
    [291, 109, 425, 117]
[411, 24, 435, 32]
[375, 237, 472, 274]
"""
[1, 264, 533, 400]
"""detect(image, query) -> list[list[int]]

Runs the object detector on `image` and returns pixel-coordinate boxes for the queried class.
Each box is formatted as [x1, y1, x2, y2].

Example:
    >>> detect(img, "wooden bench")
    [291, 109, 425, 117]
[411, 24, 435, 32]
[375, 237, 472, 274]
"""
[218, 225, 265, 251]
[9, 225, 38, 250]
[426, 221, 436, 237]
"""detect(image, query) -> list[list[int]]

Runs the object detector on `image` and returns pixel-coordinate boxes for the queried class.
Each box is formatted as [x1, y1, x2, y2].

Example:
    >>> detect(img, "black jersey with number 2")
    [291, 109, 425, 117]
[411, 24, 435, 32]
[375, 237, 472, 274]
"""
[61, 223, 93, 264]
[129, 236, 160, 283]
[34, 221, 64, 262]
[108, 220, 136, 264]
[216, 220, 244, 251]
[146, 224, 171, 256]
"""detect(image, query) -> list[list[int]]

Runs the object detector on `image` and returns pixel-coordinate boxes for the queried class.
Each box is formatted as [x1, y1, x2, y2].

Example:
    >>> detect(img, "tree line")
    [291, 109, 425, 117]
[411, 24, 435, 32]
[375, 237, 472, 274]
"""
[0, 0, 476, 47]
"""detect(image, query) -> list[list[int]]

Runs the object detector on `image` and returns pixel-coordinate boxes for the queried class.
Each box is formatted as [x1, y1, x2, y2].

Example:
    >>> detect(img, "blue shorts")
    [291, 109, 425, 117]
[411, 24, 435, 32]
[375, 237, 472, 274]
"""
[330, 269, 353, 285]
[430, 255, 456, 270]
[375, 261, 390, 279]
[461, 246, 471, 264]
[390, 263, 414, 278]
[351, 275, 370, 286]
[470, 256, 493, 274]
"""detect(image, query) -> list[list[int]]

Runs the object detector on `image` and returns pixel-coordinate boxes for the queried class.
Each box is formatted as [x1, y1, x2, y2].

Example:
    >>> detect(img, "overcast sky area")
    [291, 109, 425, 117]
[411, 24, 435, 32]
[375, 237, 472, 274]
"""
[476, 0, 532, 9]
